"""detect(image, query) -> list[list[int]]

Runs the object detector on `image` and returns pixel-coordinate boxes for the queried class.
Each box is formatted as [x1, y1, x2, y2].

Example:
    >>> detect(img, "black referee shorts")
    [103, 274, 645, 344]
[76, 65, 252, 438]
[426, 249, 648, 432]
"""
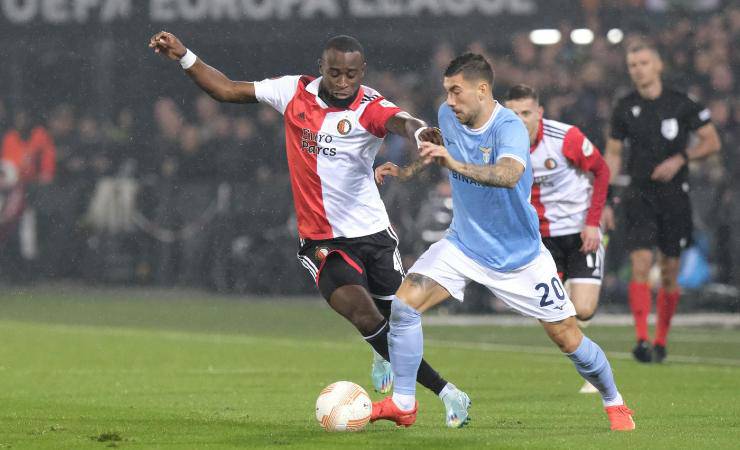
[622, 184, 692, 258]
[296, 227, 405, 301]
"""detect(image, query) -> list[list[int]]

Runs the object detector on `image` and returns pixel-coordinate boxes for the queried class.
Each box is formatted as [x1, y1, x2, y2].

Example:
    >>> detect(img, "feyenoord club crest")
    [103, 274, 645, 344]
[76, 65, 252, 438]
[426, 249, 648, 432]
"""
[479, 146, 492, 164]
[315, 247, 329, 262]
[631, 105, 641, 117]
[545, 158, 558, 170]
[661, 118, 678, 140]
[337, 119, 352, 135]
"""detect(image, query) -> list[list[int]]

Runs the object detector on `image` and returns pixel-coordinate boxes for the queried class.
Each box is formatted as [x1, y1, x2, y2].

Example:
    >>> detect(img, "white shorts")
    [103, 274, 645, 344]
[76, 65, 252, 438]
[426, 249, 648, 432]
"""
[408, 239, 577, 322]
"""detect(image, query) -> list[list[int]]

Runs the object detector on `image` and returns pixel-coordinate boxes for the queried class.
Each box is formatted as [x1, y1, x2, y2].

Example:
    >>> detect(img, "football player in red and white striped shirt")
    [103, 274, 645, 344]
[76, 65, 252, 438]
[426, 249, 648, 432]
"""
[149, 32, 467, 424]
[506, 85, 610, 393]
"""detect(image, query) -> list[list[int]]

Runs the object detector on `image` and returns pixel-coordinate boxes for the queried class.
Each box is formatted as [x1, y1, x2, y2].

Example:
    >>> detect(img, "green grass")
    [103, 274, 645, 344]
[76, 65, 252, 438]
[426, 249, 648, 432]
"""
[1, 286, 739, 449]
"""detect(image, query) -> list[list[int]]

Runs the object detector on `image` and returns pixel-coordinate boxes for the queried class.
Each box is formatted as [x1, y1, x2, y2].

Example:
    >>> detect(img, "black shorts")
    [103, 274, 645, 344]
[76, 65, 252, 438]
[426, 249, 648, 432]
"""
[622, 184, 692, 258]
[297, 227, 405, 301]
[542, 233, 604, 284]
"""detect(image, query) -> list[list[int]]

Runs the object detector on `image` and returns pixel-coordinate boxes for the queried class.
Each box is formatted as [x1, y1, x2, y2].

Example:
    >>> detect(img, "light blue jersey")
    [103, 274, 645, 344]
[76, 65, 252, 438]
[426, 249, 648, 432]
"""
[439, 102, 541, 271]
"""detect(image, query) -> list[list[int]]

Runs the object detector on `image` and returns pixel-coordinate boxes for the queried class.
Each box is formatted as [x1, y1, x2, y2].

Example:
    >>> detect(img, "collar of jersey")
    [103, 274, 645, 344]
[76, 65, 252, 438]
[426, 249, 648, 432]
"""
[530, 119, 544, 152]
[462, 101, 501, 135]
[306, 77, 364, 111]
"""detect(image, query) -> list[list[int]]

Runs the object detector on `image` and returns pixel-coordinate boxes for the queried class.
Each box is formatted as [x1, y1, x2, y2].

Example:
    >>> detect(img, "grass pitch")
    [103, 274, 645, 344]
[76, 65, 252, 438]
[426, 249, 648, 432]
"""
[1, 286, 739, 449]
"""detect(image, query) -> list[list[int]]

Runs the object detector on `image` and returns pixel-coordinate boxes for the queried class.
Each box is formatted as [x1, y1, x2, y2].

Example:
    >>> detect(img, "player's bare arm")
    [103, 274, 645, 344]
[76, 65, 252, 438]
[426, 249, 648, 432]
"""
[601, 138, 623, 230]
[149, 31, 257, 104]
[376, 116, 445, 184]
[374, 159, 427, 184]
[651, 123, 721, 182]
[419, 141, 523, 188]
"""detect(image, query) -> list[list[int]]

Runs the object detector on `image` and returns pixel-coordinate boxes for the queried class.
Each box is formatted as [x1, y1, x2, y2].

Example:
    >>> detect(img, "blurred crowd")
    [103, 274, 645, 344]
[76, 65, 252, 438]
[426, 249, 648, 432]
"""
[0, 4, 737, 302]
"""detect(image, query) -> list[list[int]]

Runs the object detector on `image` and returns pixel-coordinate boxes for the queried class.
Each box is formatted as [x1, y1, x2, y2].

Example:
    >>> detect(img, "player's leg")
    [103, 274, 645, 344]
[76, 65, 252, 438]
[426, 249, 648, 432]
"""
[629, 249, 654, 362]
[364, 229, 450, 396]
[652, 188, 692, 362]
[371, 239, 471, 428]
[483, 245, 634, 430]
[566, 232, 605, 323]
[540, 318, 634, 431]
[653, 253, 681, 363]
[623, 188, 658, 363]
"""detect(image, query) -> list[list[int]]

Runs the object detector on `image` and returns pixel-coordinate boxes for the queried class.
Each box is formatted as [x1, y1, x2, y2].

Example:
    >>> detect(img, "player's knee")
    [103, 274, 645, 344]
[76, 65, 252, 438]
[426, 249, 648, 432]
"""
[546, 319, 582, 353]
[575, 304, 597, 322]
[389, 297, 421, 330]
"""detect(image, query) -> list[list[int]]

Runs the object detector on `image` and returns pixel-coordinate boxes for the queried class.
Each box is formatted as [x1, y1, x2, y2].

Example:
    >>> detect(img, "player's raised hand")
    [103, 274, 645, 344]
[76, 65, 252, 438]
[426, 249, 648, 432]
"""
[580, 225, 601, 254]
[419, 141, 456, 169]
[375, 162, 400, 185]
[149, 31, 187, 60]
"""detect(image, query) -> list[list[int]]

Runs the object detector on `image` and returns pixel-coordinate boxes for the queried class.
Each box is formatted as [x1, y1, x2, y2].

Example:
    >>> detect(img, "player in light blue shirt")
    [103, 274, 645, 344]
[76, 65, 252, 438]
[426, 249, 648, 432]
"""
[439, 93, 541, 271]
[371, 53, 635, 432]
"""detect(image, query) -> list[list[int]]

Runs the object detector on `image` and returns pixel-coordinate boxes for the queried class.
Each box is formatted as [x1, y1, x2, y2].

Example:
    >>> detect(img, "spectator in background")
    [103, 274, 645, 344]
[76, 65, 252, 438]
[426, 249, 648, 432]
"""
[0, 109, 56, 282]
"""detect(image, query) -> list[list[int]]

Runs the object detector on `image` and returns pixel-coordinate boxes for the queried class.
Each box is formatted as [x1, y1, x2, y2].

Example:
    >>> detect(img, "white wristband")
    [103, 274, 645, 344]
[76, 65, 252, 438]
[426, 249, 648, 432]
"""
[414, 127, 428, 149]
[179, 49, 197, 70]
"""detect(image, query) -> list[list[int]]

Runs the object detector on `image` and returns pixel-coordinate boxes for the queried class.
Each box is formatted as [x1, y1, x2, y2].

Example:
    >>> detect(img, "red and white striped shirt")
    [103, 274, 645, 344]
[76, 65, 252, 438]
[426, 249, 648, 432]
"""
[254, 75, 402, 240]
[529, 118, 609, 237]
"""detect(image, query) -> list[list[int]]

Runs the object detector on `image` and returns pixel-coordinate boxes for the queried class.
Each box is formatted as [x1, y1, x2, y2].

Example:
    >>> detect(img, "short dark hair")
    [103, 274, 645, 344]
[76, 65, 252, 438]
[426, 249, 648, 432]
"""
[444, 53, 494, 86]
[626, 40, 660, 58]
[505, 84, 539, 103]
[323, 35, 365, 60]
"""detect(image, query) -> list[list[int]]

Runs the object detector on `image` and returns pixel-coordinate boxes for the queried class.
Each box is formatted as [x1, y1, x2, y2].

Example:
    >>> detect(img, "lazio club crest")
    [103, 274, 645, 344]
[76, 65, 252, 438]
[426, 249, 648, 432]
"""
[479, 146, 492, 164]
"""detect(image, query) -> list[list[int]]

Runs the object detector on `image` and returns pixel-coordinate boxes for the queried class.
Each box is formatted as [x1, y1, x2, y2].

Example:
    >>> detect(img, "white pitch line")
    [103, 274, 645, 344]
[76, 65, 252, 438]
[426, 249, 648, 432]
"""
[425, 339, 740, 367]
[423, 313, 740, 328]
[4, 320, 739, 367]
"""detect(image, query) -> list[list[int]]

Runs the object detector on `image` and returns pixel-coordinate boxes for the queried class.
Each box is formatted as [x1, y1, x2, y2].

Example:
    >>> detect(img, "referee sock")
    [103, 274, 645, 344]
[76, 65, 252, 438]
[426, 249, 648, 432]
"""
[363, 316, 448, 396]
[628, 281, 651, 342]
[655, 288, 680, 346]
[568, 336, 622, 407]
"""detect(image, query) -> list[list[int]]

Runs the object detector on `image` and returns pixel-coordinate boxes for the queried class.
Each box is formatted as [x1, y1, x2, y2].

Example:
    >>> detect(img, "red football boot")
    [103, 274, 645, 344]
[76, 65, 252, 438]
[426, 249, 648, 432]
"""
[605, 404, 635, 431]
[370, 397, 418, 427]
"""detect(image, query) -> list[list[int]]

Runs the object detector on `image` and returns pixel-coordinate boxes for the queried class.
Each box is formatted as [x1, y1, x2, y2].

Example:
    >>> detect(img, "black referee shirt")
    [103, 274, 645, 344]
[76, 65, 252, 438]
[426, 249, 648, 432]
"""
[610, 87, 711, 187]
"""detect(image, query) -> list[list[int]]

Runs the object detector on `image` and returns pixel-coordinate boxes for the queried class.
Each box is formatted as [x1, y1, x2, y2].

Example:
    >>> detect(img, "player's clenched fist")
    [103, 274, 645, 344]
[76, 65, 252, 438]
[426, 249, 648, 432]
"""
[417, 127, 444, 146]
[149, 31, 187, 60]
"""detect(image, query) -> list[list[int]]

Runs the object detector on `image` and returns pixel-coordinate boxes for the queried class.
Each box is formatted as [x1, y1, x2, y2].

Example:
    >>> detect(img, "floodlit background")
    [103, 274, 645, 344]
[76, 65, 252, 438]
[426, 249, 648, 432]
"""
[0, 2, 739, 447]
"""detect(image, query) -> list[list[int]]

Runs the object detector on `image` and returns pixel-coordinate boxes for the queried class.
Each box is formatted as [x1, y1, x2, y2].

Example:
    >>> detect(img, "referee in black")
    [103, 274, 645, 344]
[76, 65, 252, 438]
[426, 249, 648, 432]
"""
[602, 41, 721, 363]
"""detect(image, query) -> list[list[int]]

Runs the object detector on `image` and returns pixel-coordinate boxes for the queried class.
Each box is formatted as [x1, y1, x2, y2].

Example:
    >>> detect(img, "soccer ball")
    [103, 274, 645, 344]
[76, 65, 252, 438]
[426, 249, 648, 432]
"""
[315, 381, 372, 432]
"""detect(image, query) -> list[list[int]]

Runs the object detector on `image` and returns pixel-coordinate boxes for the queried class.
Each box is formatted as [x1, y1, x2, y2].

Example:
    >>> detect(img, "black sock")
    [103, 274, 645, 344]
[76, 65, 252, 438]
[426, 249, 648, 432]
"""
[373, 298, 392, 320]
[363, 319, 449, 396]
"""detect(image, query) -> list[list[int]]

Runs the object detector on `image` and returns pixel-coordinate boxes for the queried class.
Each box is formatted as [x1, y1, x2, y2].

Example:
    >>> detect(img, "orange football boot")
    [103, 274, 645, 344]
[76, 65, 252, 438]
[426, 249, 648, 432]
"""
[605, 404, 635, 431]
[370, 397, 418, 427]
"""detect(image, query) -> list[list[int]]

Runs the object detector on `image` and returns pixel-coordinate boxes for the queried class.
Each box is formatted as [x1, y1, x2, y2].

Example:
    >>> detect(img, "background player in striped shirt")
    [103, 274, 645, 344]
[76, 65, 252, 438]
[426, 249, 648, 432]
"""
[373, 53, 634, 431]
[505, 84, 610, 394]
[149, 32, 469, 424]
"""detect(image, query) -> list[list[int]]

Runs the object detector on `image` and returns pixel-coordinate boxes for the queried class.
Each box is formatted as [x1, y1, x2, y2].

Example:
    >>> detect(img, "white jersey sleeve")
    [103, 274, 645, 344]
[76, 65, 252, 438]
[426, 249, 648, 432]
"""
[253, 75, 301, 114]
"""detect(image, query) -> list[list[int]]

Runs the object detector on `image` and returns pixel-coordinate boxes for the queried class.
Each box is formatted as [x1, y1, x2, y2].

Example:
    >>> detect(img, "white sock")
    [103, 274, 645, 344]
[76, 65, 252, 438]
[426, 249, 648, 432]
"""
[392, 392, 416, 411]
[438, 382, 455, 399]
[603, 392, 624, 407]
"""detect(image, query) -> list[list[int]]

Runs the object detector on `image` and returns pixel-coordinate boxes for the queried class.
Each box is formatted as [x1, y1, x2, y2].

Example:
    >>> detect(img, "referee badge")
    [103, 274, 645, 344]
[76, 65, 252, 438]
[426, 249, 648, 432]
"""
[479, 146, 492, 164]
[661, 118, 679, 140]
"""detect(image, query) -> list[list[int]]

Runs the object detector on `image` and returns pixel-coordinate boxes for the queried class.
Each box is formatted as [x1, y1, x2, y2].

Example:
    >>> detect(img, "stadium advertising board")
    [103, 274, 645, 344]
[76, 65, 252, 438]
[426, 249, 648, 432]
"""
[1, 0, 537, 24]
